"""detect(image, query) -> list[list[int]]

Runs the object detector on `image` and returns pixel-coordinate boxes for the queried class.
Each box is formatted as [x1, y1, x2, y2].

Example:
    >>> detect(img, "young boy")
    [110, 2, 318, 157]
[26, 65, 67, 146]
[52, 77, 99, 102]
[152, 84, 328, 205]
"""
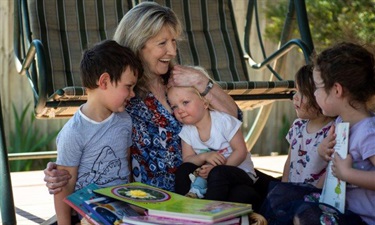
[53, 40, 143, 224]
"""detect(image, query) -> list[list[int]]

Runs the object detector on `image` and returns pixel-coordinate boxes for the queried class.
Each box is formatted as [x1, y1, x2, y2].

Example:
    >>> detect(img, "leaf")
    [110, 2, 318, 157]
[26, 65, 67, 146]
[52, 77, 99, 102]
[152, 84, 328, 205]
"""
[8, 102, 60, 172]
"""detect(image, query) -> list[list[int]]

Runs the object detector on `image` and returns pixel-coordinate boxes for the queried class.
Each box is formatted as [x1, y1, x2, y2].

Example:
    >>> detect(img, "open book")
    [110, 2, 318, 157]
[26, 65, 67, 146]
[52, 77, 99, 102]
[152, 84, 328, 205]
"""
[83, 196, 139, 225]
[64, 183, 139, 225]
[319, 122, 349, 213]
[64, 183, 102, 225]
[94, 182, 252, 224]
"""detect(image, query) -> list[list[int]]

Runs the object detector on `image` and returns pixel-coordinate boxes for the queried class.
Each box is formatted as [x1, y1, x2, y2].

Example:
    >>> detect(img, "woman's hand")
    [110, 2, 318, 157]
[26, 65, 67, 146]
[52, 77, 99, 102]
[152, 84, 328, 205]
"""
[44, 162, 71, 194]
[169, 65, 209, 93]
[318, 125, 336, 161]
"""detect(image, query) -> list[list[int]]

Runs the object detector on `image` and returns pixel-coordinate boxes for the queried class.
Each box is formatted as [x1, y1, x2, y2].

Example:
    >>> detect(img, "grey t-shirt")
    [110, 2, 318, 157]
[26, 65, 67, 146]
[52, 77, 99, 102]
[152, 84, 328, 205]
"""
[56, 108, 132, 190]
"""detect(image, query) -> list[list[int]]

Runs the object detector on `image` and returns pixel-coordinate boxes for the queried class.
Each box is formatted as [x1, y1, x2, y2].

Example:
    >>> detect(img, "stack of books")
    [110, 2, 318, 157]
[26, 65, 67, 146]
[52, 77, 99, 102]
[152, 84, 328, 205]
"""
[64, 182, 253, 225]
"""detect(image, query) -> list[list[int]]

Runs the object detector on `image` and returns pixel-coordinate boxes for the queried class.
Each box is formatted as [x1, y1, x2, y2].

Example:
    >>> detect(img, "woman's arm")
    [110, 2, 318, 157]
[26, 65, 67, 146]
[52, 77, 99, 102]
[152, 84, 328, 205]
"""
[54, 165, 77, 225]
[44, 162, 72, 194]
[170, 65, 238, 118]
[225, 129, 247, 166]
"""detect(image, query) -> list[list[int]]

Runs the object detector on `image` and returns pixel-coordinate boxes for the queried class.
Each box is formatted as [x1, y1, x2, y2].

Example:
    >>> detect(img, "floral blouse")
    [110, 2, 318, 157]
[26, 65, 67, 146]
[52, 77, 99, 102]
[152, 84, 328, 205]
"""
[286, 118, 333, 186]
[126, 93, 183, 192]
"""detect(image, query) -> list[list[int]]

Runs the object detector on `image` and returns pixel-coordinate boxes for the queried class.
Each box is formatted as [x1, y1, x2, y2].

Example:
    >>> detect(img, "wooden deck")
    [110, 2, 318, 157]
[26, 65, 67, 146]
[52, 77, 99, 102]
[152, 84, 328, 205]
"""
[0, 155, 287, 225]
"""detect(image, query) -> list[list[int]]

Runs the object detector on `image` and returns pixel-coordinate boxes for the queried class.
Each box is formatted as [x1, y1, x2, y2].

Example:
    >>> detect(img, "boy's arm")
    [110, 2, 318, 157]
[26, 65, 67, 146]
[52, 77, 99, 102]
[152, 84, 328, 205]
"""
[226, 129, 247, 166]
[281, 148, 292, 182]
[54, 165, 78, 225]
[333, 153, 375, 190]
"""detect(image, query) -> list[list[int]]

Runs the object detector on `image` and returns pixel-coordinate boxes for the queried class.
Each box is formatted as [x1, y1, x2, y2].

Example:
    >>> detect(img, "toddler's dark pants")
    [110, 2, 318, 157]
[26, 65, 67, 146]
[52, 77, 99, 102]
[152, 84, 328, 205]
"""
[175, 163, 277, 211]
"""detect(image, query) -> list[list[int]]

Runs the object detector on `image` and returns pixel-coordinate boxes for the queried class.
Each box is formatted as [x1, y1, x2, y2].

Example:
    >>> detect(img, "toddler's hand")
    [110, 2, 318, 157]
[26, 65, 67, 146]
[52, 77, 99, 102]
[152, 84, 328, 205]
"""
[199, 164, 214, 179]
[332, 152, 352, 181]
[318, 125, 336, 161]
[205, 152, 226, 166]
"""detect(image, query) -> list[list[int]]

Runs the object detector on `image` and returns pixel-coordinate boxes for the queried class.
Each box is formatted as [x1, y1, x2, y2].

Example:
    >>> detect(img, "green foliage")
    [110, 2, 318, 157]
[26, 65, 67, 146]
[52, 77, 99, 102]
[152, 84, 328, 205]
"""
[7, 103, 59, 172]
[264, 0, 375, 52]
[278, 114, 290, 155]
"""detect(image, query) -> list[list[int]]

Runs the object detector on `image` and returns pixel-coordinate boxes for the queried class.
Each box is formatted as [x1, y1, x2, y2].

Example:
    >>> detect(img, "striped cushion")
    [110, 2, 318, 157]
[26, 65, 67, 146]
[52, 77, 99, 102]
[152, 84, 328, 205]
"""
[153, 0, 249, 82]
[27, 0, 132, 98]
[219, 80, 295, 110]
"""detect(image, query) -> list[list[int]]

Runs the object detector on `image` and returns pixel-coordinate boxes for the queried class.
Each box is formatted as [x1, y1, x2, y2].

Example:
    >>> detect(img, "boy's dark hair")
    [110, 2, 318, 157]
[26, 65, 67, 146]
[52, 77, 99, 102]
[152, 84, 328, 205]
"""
[80, 40, 143, 89]
[295, 64, 321, 114]
[313, 42, 375, 108]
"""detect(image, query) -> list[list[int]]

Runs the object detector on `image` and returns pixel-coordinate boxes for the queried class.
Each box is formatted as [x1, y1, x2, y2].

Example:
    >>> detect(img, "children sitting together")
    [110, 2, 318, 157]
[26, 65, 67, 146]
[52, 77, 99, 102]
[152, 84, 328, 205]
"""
[43, 3, 375, 225]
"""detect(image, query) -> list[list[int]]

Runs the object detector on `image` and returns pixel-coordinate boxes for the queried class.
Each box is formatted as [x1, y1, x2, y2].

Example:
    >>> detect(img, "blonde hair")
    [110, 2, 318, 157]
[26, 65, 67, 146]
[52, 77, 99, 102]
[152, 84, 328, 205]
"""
[167, 85, 213, 110]
[113, 2, 183, 99]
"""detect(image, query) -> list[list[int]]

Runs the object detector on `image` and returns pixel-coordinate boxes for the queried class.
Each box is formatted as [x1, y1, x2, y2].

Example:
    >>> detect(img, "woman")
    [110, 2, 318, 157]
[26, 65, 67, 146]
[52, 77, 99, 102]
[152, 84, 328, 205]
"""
[44, 2, 239, 193]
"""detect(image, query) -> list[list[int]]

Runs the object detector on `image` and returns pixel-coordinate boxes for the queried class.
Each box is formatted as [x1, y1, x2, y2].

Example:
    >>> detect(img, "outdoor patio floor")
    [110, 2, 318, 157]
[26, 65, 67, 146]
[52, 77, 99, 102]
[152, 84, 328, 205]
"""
[0, 155, 287, 225]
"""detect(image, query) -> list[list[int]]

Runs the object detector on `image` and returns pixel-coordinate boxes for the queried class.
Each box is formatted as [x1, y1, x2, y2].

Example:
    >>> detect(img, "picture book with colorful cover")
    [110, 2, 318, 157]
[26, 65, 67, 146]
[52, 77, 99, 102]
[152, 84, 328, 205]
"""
[94, 182, 252, 223]
[83, 196, 139, 225]
[63, 183, 102, 225]
[319, 122, 349, 213]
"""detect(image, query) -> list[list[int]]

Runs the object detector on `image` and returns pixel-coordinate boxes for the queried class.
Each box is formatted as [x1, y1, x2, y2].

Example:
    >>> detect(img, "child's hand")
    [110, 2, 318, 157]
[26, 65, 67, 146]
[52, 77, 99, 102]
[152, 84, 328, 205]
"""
[318, 125, 336, 161]
[205, 152, 226, 166]
[198, 164, 214, 179]
[332, 152, 352, 181]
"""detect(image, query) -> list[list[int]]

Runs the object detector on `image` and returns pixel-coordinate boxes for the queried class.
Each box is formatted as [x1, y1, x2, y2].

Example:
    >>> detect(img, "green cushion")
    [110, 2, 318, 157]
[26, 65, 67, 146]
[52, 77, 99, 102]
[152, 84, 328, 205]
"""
[154, 0, 249, 82]
[28, 0, 132, 98]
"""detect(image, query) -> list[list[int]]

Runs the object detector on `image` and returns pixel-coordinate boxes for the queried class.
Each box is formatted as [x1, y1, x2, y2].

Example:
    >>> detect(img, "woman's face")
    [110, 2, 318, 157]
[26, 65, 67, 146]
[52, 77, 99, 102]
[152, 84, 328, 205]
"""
[140, 25, 177, 76]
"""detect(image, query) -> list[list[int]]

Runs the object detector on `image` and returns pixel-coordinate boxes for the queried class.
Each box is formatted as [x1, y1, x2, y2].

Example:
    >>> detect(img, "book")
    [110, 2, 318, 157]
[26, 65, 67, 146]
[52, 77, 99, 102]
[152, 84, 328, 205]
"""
[121, 213, 251, 225]
[83, 196, 139, 225]
[319, 122, 349, 213]
[63, 183, 102, 225]
[240, 214, 249, 225]
[94, 182, 252, 224]
[120, 209, 251, 225]
[121, 215, 241, 225]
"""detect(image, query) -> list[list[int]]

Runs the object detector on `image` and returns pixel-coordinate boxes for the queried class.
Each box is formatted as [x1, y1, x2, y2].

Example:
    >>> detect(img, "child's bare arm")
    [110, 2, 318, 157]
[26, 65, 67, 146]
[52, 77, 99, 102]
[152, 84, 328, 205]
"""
[181, 140, 199, 162]
[54, 165, 78, 225]
[226, 129, 247, 166]
[333, 153, 375, 190]
[282, 148, 292, 182]
[315, 172, 326, 189]
[182, 140, 226, 166]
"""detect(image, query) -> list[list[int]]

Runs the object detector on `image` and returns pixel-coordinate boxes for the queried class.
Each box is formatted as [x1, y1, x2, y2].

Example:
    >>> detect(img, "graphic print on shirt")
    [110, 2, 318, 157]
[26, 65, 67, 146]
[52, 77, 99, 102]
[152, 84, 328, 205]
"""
[77, 146, 127, 189]
[196, 148, 228, 156]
